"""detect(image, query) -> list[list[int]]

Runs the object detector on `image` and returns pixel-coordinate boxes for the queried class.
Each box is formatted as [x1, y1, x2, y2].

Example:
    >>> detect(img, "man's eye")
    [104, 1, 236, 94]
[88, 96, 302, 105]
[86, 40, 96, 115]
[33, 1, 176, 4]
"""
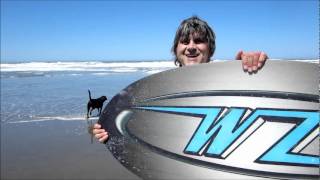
[194, 39, 205, 44]
[180, 40, 189, 45]
[180, 39, 189, 45]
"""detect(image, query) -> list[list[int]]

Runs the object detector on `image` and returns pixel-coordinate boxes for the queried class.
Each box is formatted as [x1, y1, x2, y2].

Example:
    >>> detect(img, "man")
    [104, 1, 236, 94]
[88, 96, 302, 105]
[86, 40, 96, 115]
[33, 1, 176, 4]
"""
[93, 16, 268, 143]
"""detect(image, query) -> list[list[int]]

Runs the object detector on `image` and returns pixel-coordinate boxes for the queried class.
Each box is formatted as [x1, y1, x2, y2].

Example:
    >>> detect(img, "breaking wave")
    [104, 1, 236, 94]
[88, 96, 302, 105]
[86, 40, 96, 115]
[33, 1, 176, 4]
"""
[0, 61, 175, 72]
[7, 115, 99, 124]
[1, 60, 317, 78]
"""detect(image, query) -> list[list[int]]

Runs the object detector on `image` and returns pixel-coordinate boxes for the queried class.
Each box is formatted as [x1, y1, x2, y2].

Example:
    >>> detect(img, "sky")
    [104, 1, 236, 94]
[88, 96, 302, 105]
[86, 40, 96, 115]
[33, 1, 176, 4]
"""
[1, 0, 319, 62]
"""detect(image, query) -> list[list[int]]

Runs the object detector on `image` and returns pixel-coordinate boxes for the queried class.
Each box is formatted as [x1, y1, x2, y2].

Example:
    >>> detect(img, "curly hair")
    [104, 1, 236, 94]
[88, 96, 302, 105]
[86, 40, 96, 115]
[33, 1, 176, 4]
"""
[171, 16, 216, 66]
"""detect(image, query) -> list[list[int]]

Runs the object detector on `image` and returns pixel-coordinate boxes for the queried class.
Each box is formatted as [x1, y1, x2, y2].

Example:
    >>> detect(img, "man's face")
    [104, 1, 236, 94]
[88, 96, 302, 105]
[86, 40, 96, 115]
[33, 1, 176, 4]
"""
[176, 34, 210, 66]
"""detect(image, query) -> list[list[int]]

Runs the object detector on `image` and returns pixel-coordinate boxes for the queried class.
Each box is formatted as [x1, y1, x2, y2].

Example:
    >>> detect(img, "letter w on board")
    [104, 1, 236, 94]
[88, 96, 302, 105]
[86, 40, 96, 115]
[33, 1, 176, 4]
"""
[137, 106, 319, 166]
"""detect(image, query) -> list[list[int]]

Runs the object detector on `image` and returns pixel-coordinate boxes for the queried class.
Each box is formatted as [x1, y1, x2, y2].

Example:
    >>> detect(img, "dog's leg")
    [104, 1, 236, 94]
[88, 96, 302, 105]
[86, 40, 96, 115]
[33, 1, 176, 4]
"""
[87, 119, 94, 144]
[87, 104, 90, 118]
[98, 108, 101, 116]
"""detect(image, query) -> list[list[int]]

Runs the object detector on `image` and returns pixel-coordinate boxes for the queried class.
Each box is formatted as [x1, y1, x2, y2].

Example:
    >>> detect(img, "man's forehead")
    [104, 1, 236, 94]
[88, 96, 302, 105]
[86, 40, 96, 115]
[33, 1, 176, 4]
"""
[179, 32, 206, 40]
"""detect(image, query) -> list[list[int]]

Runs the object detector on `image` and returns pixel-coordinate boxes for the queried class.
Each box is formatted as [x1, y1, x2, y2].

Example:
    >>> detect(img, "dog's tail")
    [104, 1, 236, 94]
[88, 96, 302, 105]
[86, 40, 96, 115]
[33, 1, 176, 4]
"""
[88, 90, 92, 100]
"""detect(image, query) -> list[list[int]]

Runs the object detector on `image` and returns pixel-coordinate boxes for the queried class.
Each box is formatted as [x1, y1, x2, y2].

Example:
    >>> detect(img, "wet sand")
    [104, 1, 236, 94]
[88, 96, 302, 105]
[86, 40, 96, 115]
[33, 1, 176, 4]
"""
[1, 120, 140, 180]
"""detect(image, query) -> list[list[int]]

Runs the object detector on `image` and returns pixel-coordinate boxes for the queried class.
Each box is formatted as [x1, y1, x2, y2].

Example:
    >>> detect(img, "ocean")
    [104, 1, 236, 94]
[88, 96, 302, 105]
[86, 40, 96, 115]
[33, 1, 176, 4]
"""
[1, 60, 175, 180]
[1, 61, 175, 124]
[0, 59, 317, 179]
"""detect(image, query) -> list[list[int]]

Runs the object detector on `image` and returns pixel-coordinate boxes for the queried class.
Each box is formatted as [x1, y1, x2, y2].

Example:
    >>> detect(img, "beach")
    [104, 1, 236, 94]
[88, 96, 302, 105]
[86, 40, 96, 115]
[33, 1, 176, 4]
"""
[1, 120, 139, 179]
[1, 61, 174, 180]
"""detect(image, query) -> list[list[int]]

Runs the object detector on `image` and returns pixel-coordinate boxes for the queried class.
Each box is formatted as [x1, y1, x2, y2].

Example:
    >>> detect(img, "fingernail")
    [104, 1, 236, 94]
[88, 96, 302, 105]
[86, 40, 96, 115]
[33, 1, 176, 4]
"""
[248, 67, 252, 72]
[253, 66, 257, 71]
[243, 65, 248, 70]
[258, 63, 262, 68]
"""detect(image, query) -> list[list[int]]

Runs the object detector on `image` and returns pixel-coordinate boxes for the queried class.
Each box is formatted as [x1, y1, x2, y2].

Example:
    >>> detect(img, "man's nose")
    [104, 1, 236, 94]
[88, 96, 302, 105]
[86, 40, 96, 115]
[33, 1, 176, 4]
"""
[187, 40, 196, 54]
[187, 48, 197, 54]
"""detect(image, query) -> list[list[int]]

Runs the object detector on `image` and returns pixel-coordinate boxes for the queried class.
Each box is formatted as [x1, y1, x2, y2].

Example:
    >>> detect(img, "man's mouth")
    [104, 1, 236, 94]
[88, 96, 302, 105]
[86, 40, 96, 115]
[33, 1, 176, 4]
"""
[186, 54, 199, 58]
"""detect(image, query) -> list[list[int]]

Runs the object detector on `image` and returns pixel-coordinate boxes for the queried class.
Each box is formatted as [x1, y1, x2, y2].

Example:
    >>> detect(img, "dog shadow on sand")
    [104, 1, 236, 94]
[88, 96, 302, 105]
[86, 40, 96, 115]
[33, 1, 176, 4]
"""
[86, 117, 94, 144]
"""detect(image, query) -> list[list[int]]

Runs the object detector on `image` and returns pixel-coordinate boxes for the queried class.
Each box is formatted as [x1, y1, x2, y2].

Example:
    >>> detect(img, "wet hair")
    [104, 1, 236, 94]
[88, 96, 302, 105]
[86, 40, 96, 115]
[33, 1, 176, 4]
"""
[172, 16, 216, 66]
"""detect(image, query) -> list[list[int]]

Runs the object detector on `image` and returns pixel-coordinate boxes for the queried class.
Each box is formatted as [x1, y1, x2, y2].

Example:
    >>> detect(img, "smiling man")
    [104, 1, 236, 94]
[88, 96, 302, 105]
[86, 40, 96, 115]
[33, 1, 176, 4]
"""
[93, 16, 269, 143]
[174, 34, 211, 66]
[172, 16, 215, 66]
[172, 16, 268, 71]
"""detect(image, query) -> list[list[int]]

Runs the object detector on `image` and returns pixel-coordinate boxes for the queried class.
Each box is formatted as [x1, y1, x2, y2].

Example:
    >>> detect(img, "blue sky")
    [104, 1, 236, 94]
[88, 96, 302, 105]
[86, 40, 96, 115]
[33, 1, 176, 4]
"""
[1, 0, 318, 62]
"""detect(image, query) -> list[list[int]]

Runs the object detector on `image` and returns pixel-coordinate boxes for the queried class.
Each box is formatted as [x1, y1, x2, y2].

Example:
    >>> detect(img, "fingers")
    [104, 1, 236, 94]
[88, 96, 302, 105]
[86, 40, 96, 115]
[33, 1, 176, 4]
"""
[252, 52, 260, 72]
[93, 123, 109, 143]
[258, 51, 268, 68]
[238, 51, 268, 73]
[94, 130, 109, 143]
[241, 53, 248, 71]
[93, 123, 101, 129]
[95, 132, 108, 143]
[247, 53, 254, 73]
[241, 53, 252, 72]
[98, 134, 109, 143]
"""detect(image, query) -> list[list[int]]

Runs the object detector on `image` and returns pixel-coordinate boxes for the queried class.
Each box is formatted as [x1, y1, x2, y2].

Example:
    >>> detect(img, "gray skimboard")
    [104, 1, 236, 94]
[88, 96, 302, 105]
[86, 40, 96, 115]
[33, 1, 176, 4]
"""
[99, 60, 319, 179]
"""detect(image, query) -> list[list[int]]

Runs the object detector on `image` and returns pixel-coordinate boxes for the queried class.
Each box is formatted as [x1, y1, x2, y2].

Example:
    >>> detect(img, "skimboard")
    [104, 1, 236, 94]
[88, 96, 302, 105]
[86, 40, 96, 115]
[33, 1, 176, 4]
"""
[99, 60, 319, 179]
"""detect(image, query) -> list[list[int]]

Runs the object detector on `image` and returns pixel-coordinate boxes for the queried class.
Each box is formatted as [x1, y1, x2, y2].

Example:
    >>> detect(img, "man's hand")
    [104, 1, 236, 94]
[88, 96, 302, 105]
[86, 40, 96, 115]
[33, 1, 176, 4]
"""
[236, 50, 268, 73]
[93, 123, 109, 143]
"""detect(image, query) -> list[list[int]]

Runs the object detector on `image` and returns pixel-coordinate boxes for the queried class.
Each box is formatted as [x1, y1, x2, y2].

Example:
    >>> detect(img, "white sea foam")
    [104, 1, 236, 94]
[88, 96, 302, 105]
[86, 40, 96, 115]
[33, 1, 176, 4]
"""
[70, 73, 82, 76]
[1, 60, 317, 76]
[91, 72, 110, 76]
[145, 69, 165, 74]
[7, 115, 99, 124]
[0, 61, 175, 72]
[291, 59, 318, 64]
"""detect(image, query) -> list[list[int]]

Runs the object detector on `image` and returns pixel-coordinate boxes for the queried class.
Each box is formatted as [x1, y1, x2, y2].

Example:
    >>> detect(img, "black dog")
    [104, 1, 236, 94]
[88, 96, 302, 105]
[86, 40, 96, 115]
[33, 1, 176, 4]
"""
[87, 90, 107, 118]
